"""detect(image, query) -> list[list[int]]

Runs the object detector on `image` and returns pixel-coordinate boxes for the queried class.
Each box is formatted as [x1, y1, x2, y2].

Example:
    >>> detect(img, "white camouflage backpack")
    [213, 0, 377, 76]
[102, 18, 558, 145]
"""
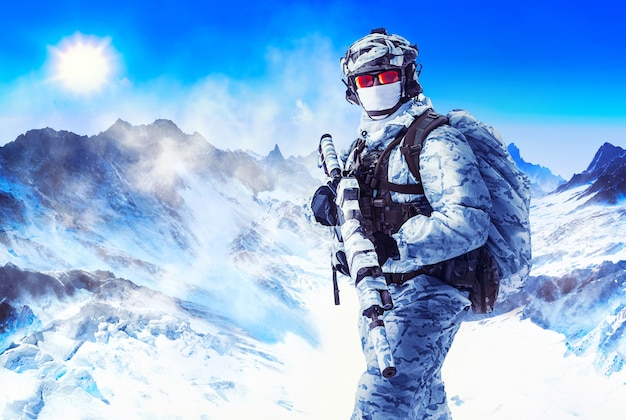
[409, 109, 532, 303]
[447, 109, 532, 296]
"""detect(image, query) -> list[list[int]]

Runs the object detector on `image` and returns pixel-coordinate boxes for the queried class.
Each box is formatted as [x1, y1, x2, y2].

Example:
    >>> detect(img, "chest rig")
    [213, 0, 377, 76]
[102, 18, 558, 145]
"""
[345, 110, 500, 314]
[346, 110, 448, 236]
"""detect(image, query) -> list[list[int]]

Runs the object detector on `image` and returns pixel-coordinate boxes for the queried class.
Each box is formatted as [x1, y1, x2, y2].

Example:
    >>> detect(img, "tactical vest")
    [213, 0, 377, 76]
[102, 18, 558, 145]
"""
[348, 111, 447, 236]
[346, 110, 499, 314]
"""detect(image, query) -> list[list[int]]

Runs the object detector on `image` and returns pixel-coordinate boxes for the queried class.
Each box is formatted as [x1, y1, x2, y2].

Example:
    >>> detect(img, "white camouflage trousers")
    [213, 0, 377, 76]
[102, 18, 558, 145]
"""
[351, 274, 470, 420]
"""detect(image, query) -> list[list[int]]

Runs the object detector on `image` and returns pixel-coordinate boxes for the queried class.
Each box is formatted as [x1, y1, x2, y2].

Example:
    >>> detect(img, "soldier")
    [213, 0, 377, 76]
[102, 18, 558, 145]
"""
[318, 28, 493, 419]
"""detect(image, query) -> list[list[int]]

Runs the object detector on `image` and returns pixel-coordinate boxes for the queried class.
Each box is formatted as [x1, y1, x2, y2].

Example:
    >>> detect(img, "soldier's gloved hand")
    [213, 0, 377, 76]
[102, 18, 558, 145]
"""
[355, 270, 393, 314]
[332, 249, 349, 277]
[330, 241, 349, 276]
[311, 184, 337, 226]
[371, 231, 400, 266]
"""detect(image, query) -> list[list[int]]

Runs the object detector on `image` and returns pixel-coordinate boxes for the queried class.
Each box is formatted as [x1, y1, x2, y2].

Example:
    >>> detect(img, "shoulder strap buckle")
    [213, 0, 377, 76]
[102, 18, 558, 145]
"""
[399, 144, 422, 157]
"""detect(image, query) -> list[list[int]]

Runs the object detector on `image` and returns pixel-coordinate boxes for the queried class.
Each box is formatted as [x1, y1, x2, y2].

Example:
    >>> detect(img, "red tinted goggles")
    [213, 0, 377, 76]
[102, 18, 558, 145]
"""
[354, 70, 400, 89]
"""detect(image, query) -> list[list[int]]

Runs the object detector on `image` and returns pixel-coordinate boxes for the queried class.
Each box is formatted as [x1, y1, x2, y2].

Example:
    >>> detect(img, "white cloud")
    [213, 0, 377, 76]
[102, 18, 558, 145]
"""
[0, 33, 359, 158]
[293, 99, 313, 125]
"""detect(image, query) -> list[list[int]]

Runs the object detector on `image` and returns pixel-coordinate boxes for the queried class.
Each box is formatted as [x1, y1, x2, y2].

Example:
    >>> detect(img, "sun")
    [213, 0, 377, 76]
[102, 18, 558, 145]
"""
[49, 34, 116, 94]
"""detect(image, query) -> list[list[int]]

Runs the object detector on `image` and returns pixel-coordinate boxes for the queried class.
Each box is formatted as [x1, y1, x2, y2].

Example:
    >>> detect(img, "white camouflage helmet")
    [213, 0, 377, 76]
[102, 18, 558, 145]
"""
[341, 28, 422, 106]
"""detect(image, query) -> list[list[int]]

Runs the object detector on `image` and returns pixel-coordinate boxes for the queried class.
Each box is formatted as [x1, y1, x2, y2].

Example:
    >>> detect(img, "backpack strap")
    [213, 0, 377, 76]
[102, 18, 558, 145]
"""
[365, 110, 448, 195]
[399, 110, 449, 188]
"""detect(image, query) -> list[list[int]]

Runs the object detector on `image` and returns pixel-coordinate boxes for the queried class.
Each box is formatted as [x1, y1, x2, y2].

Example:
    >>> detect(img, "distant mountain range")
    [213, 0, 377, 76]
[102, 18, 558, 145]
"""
[507, 141, 626, 203]
[507, 143, 565, 197]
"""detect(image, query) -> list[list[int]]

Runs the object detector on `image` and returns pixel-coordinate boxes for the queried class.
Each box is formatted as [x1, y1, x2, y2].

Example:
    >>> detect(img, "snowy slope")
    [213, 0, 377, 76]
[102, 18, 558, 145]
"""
[510, 146, 626, 379]
[530, 185, 626, 276]
[0, 268, 292, 419]
[1, 121, 625, 419]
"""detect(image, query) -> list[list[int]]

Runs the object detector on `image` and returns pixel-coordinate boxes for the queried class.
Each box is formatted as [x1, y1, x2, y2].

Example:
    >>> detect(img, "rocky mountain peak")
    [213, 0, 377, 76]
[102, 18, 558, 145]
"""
[556, 142, 626, 205]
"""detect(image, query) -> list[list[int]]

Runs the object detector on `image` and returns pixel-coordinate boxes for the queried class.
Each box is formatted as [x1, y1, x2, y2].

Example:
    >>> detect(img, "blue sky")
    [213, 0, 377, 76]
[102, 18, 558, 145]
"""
[0, 0, 624, 179]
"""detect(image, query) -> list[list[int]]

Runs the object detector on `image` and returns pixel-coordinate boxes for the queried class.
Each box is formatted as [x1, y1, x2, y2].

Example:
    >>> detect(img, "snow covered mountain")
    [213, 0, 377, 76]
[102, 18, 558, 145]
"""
[507, 143, 565, 197]
[515, 143, 626, 379]
[556, 142, 626, 205]
[0, 120, 330, 418]
[1, 121, 625, 419]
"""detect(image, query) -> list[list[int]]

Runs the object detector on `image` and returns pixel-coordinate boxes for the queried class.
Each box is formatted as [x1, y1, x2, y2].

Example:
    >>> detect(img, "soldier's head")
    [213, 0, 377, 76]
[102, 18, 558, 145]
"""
[341, 28, 422, 118]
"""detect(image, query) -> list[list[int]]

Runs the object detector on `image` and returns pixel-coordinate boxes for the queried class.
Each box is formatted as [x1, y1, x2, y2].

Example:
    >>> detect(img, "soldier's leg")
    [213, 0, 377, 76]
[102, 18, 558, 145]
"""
[351, 275, 470, 420]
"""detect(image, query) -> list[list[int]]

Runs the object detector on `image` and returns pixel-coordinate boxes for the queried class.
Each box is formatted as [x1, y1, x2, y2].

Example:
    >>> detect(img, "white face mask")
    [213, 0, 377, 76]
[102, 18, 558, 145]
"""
[357, 81, 402, 114]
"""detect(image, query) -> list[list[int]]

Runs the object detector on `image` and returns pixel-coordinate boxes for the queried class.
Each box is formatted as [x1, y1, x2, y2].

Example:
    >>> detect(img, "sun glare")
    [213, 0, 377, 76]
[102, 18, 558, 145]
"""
[50, 34, 116, 94]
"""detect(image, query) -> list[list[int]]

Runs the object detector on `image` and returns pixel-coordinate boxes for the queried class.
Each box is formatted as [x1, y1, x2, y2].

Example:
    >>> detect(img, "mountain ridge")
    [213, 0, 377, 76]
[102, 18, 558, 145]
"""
[1, 119, 625, 417]
[556, 142, 626, 205]
[507, 143, 565, 197]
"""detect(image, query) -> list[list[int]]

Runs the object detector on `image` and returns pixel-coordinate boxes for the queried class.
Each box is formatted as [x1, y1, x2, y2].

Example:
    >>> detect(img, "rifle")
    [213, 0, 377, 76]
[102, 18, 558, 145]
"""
[318, 134, 397, 379]
[317, 134, 343, 306]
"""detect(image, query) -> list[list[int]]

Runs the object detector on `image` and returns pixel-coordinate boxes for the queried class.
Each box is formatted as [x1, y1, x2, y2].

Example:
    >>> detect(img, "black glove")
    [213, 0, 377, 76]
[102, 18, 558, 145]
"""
[371, 231, 400, 266]
[311, 185, 338, 226]
[332, 249, 350, 277]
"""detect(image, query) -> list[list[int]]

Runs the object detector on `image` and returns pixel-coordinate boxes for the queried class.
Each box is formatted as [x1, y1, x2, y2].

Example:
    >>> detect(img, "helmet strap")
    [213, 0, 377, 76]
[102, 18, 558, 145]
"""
[343, 79, 360, 105]
[403, 63, 422, 97]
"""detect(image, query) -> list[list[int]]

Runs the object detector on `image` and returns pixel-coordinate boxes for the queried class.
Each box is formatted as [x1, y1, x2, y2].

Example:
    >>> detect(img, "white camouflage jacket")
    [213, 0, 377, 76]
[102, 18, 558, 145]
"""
[342, 95, 492, 274]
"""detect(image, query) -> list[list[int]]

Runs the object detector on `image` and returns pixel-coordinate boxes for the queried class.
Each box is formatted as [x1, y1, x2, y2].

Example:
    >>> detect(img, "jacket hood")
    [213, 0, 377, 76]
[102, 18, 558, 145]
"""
[357, 94, 434, 151]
